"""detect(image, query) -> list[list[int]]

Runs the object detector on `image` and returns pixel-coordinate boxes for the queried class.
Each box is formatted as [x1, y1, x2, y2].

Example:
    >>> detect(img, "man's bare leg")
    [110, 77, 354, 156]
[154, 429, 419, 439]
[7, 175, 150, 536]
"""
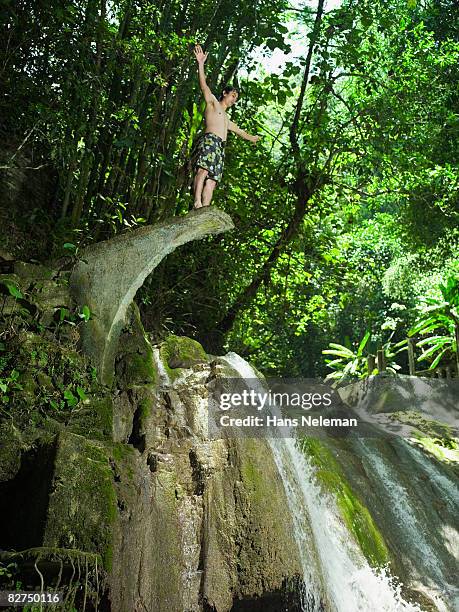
[193, 167, 208, 208]
[202, 178, 217, 207]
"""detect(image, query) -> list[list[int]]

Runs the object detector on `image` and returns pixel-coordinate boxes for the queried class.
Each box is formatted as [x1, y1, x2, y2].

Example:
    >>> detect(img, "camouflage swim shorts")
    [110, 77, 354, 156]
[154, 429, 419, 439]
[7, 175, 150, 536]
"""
[194, 132, 226, 183]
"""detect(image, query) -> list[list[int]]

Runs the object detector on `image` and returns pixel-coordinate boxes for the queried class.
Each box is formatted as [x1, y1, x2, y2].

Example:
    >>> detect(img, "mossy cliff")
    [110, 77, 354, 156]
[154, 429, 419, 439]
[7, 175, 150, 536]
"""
[108, 324, 304, 611]
[0, 263, 303, 611]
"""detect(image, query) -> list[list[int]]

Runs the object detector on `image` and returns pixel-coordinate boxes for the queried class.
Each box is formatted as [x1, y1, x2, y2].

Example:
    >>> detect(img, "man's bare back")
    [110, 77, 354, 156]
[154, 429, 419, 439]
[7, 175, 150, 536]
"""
[192, 45, 260, 209]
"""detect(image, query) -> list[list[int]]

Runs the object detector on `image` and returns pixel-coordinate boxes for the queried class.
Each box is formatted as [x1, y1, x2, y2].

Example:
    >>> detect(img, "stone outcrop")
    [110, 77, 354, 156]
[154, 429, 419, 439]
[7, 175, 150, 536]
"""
[0, 299, 303, 611]
[109, 310, 304, 611]
[338, 374, 459, 427]
[69, 207, 233, 386]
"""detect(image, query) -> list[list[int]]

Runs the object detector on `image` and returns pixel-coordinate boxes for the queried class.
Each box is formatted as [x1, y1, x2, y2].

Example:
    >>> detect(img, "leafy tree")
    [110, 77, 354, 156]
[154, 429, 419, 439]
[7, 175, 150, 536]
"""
[2, 0, 459, 380]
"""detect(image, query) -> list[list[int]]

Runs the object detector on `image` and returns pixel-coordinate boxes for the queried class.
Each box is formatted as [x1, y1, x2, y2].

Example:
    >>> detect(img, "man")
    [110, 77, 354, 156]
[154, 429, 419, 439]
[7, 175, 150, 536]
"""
[193, 44, 260, 209]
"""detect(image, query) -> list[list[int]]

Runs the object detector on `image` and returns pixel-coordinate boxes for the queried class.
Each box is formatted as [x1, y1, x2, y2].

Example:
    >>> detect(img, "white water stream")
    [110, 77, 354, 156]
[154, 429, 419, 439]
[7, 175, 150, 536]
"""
[152, 347, 170, 386]
[357, 439, 458, 611]
[222, 352, 430, 612]
[404, 443, 459, 513]
[357, 440, 447, 583]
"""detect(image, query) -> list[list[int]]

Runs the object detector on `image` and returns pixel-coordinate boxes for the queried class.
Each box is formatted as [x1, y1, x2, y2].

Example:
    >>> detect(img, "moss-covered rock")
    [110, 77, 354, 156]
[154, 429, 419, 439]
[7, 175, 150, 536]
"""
[389, 409, 455, 439]
[412, 433, 459, 463]
[67, 397, 113, 441]
[115, 302, 157, 388]
[301, 437, 390, 568]
[148, 468, 186, 612]
[0, 272, 27, 293]
[159, 335, 208, 380]
[2, 331, 105, 432]
[43, 432, 117, 571]
[389, 410, 459, 463]
[202, 437, 304, 609]
[31, 278, 70, 324]
[0, 425, 22, 482]
[1, 266, 70, 324]
[14, 262, 54, 281]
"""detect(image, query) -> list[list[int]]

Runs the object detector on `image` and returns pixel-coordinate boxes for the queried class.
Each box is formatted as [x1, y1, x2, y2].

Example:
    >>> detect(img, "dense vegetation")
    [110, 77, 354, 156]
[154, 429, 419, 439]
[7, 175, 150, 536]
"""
[1, 0, 458, 377]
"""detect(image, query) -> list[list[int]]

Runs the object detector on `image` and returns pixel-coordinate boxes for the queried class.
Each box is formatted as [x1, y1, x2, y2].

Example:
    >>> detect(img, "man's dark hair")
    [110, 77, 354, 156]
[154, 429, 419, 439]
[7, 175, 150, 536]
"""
[218, 85, 239, 101]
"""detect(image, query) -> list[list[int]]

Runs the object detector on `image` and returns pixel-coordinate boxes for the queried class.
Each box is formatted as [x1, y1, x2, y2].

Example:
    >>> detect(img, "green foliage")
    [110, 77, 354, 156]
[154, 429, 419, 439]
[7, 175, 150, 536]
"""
[408, 274, 459, 369]
[79, 305, 91, 322]
[0, 279, 23, 300]
[322, 330, 402, 381]
[0, 334, 97, 426]
[0, 561, 17, 580]
[1, 0, 290, 230]
[0, 367, 23, 405]
[0, 282, 99, 422]
[2, 0, 459, 379]
[322, 331, 372, 381]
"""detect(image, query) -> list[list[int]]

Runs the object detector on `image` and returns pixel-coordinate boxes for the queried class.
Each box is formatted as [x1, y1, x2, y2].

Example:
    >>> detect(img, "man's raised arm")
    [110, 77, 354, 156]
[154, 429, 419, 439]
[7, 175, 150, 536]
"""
[194, 45, 214, 104]
[228, 121, 261, 144]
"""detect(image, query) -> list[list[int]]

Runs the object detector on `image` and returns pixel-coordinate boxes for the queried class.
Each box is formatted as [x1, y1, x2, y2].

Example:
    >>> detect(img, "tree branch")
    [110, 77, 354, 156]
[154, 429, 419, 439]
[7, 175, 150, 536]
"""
[289, 0, 326, 160]
[333, 182, 410, 198]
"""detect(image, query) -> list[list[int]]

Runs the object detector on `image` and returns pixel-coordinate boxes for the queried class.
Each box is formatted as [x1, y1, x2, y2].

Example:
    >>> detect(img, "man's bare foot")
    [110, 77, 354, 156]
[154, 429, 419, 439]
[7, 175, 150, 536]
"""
[193, 201, 202, 209]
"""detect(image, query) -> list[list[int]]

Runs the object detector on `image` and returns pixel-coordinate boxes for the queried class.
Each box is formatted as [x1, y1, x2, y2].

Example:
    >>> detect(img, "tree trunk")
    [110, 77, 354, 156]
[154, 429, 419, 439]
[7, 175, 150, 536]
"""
[216, 171, 313, 338]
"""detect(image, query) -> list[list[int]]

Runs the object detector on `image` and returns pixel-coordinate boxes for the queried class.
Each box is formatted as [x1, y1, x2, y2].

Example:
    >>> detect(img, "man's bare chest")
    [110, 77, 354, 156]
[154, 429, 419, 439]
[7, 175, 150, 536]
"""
[206, 105, 228, 125]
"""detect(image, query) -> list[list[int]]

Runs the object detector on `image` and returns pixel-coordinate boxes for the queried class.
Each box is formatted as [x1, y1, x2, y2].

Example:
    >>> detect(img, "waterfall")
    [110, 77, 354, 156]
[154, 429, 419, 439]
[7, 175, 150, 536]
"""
[221, 352, 427, 612]
[403, 443, 459, 513]
[357, 439, 458, 612]
[152, 347, 170, 387]
[357, 440, 446, 582]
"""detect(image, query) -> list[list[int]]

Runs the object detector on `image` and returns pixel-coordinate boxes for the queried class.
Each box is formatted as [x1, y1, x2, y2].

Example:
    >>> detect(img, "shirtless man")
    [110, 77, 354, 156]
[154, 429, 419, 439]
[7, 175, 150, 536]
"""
[193, 44, 260, 209]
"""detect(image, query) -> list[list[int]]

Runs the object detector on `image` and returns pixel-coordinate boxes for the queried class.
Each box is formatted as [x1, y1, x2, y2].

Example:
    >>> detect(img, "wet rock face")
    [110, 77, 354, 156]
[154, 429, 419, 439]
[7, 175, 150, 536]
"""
[109, 327, 304, 612]
[229, 580, 305, 611]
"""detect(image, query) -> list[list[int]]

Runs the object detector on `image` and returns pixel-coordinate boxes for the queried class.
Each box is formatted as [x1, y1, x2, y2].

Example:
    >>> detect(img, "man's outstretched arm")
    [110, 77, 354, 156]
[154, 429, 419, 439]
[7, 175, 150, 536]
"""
[228, 121, 261, 144]
[194, 45, 214, 104]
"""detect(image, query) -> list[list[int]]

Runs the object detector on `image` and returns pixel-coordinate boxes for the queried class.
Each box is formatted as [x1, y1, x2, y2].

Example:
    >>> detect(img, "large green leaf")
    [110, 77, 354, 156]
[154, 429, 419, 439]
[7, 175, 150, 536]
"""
[0, 280, 23, 299]
[322, 348, 354, 358]
[429, 347, 451, 369]
[357, 330, 371, 357]
[418, 338, 451, 361]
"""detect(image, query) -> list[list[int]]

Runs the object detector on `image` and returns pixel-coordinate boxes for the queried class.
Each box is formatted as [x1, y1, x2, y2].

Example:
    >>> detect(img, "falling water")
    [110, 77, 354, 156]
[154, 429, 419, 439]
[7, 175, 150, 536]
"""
[152, 346, 170, 386]
[357, 439, 457, 611]
[222, 352, 425, 612]
[404, 443, 459, 513]
[359, 439, 445, 581]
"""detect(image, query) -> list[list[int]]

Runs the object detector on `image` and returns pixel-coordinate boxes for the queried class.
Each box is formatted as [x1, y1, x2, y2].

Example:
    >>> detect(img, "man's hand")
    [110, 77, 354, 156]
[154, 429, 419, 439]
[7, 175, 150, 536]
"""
[194, 44, 208, 64]
[251, 135, 261, 144]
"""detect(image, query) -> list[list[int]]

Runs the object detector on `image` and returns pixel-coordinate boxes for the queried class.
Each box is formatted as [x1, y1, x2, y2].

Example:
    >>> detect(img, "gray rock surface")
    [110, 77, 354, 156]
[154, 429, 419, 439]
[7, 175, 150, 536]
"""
[338, 374, 459, 430]
[70, 207, 233, 385]
[108, 335, 304, 612]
